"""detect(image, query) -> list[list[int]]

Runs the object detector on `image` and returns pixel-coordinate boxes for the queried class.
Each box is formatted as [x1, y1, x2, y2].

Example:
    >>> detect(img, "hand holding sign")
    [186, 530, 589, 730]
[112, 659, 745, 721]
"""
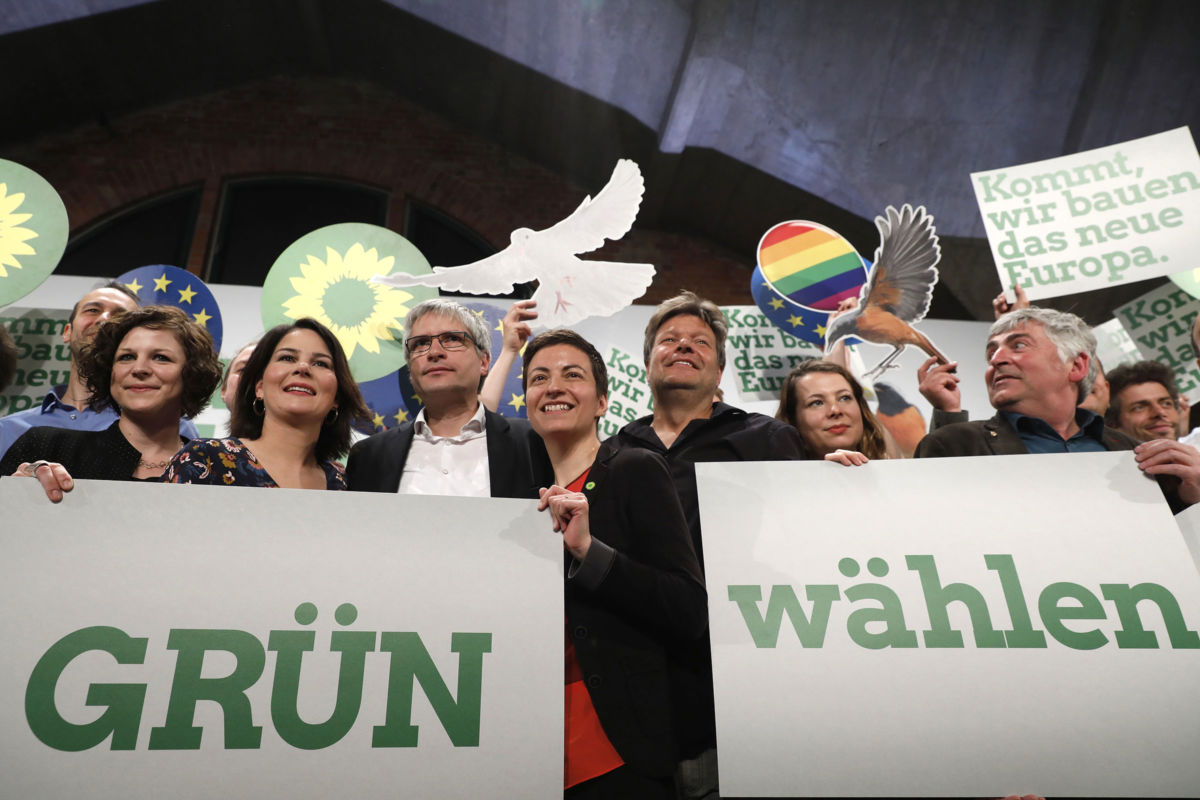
[972, 127, 1200, 301]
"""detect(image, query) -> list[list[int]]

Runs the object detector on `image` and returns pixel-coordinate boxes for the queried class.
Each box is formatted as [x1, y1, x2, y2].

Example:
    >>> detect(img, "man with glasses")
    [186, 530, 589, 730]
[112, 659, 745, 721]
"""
[345, 298, 551, 497]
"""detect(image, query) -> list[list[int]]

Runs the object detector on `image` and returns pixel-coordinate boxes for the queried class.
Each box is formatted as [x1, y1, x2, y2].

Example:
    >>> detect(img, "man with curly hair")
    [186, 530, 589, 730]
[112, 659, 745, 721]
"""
[1105, 360, 1189, 445]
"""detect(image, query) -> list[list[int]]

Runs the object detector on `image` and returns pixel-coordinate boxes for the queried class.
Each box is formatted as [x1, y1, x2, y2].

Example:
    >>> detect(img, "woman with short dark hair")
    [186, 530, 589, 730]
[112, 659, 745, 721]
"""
[2, 306, 222, 496]
[163, 318, 369, 489]
[524, 328, 706, 798]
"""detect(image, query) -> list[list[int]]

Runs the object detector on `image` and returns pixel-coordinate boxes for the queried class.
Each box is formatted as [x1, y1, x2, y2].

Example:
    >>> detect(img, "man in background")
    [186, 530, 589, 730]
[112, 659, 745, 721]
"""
[1105, 360, 1185, 444]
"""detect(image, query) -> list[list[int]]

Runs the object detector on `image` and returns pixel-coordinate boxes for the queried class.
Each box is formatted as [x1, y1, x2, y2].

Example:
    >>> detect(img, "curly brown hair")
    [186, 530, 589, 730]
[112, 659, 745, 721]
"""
[230, 318, 370, 462]
[78, 305, 222, 419]
[776, 359, 888, 460]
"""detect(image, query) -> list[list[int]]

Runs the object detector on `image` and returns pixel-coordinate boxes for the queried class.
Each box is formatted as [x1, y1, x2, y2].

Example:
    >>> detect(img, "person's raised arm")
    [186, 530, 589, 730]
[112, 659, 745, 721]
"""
[992, 284, 1029, 319]
[480, 300, 537, 412]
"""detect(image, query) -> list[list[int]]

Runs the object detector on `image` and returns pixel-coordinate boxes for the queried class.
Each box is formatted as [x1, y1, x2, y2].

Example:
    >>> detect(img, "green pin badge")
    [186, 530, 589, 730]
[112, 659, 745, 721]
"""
[0, 159, 69, 306]
[261, 223, 438, 382]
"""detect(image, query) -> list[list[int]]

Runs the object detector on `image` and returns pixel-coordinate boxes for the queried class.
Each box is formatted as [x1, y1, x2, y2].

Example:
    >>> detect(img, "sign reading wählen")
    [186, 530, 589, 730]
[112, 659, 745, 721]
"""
[698, 453, 1200, 797]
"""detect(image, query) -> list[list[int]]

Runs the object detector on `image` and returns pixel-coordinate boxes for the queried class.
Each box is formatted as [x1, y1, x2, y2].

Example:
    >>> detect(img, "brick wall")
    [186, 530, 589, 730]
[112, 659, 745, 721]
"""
[8, 75, 751, 305]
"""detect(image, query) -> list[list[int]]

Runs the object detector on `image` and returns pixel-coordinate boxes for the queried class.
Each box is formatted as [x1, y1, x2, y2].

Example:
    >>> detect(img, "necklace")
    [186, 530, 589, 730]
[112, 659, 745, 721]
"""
[138, 458, 172, 470]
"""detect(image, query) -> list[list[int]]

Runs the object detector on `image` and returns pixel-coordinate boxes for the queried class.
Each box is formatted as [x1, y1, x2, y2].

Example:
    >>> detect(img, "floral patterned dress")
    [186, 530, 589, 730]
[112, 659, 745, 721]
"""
[163, 437, 347, 490]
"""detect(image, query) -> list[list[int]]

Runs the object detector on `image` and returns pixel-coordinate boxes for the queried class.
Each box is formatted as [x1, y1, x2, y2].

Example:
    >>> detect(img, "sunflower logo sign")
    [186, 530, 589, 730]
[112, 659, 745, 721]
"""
[0, 160, 68, 307]
[262, 224, 438, 383]
[0, 184, 35, 278]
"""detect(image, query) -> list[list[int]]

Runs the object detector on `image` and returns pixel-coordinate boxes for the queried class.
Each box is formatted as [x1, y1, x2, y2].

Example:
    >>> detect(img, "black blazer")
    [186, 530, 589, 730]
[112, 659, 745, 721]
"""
[567, 446, 707, 778]
[915, 412, 1185, 512]
[0, 420, 142, 480]
[915, 412, 1140, 457]
[344, 407, 551, 499]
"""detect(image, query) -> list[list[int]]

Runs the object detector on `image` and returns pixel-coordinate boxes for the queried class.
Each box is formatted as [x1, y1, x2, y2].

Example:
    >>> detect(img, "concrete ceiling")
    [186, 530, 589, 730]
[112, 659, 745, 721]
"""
[2, 0, 1198, 321]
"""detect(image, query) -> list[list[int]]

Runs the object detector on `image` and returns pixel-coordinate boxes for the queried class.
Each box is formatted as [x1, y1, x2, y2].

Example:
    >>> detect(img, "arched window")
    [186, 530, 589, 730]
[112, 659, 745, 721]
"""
[58, 185, 202, 277]
[206, 175, 390, 285]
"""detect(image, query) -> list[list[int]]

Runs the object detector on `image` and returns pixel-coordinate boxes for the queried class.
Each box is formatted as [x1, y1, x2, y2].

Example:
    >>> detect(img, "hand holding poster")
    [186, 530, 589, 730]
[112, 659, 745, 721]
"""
[697, 453, 1200, 797]
[0, 481, 563, 799]
[972, 127, 1200, 301]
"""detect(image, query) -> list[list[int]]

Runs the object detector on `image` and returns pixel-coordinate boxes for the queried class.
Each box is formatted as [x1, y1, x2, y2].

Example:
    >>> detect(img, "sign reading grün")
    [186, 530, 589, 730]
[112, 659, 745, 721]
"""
[0, 480, 562, 799]
[971, 127, 1200, 301]
[697, 453, 1200, 797]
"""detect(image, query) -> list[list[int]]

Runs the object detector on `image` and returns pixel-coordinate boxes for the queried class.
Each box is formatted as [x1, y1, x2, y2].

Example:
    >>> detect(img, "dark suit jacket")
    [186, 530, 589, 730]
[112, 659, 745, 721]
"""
[915, 411, 1140, 457]
[915, 412, 1185, 511]
[567, 446, 707, 778]
[0, 419, 141, 480]
[344, 407, 551, 498]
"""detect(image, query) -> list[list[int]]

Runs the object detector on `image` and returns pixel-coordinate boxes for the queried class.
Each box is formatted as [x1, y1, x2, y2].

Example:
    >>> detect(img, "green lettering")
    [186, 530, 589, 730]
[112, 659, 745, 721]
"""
[147, 629, 265, 750]
[1101, 583, 1200, 649]
[727, 584, 840, 648]
[372, 632, 491, 747]
[1038, 582, 1108, 650]
[907, 555, 1005, 648]
[25, 626, 147, 751]
[268, 624, 377, 749]
[844, 583, 918, 649]
[985, 554, 1047, 648]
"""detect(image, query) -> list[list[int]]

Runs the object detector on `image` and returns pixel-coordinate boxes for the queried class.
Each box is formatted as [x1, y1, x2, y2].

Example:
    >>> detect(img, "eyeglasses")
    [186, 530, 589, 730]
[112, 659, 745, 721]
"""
[405, 330, 475, 356]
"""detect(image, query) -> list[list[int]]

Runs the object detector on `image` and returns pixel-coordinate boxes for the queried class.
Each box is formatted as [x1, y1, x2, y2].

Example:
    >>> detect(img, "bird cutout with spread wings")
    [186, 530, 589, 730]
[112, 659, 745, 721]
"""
[824, 204, 948, 381]
[372, 159, 655, 328]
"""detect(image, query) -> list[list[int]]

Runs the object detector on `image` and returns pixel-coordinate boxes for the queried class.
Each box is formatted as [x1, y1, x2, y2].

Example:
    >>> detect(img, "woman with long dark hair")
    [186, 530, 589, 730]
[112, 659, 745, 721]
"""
[163, 318, 369, 489]
[776, 359, 889, 465]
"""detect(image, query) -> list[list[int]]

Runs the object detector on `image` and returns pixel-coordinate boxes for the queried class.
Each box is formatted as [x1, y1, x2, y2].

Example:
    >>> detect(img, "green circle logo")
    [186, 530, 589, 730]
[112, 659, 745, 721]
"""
[261, 223, 438, 382]
[0, 159, 69, 306]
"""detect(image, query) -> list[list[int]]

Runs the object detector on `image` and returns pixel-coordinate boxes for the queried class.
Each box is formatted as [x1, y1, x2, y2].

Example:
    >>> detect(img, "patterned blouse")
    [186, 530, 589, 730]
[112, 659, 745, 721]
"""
[163, 437, 347, 490]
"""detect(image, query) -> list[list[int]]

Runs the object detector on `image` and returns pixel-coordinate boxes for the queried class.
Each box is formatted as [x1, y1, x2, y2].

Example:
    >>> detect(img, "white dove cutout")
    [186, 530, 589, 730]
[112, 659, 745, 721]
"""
[372, 159, 655, 328]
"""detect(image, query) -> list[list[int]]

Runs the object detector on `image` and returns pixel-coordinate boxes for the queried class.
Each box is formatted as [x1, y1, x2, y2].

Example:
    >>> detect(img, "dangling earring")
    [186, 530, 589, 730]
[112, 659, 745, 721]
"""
[324, 406, 339, 426]
[253, 397, 265, 416]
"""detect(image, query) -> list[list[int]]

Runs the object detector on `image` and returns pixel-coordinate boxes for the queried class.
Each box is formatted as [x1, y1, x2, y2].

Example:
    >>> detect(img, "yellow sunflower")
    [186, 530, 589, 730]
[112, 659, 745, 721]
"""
[0, 182, 37, 278]
[283, 242, 414, 359]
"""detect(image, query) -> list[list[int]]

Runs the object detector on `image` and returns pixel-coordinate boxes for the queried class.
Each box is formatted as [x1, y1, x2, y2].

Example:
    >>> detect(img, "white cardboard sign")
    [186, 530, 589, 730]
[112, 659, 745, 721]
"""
[972, 127, 1200, 301]
[0, 480, 563, 799]
[697, 453, 1200, 797]
[1113, 281, 1200, 403]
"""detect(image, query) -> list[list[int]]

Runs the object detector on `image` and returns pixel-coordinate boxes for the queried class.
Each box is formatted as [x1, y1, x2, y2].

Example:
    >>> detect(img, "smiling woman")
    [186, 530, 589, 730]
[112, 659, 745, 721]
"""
[776, 359, 889, 465]
[163, 317, 370, 490]
[0, 306, 223, 496]
[522, 329, 706, 797]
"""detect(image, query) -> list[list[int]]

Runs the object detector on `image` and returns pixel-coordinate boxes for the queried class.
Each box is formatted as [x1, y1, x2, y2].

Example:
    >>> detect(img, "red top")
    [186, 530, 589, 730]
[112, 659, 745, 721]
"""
[562, 468, 624, 788]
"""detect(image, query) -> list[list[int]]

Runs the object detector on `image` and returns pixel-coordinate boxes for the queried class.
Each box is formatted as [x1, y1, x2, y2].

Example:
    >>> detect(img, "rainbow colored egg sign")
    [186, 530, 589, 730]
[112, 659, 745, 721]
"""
[756, 221, 868, 312]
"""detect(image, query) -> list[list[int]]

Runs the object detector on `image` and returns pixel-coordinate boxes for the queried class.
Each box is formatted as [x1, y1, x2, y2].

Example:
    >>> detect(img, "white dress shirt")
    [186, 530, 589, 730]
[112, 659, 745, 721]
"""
[397, 403, 491, 497]
[1179, 427, 1200, 450]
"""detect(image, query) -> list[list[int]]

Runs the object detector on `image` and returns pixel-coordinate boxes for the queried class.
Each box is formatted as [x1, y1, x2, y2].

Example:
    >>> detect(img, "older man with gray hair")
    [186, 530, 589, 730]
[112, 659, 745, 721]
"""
[915, 306, 1198, 511]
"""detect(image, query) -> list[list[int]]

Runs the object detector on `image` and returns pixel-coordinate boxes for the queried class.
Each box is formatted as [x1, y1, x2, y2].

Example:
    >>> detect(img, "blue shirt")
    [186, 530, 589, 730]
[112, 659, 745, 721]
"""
[0, 385, 199, 463]
[1000, 408, 1107, 454]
